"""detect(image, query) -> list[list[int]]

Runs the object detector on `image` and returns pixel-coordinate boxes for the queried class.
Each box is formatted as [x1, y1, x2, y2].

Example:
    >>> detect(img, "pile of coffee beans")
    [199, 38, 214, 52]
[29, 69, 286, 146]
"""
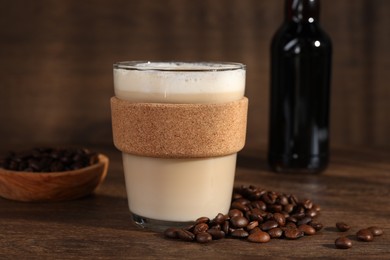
[164, 185, 323, 243]
[0, 147, 98, 172]
[334, 223, 384, 249]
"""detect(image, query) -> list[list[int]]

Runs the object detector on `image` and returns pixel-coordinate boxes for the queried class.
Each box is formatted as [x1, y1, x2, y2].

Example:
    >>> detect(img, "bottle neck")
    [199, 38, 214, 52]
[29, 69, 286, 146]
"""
[285, 0, 320, 23]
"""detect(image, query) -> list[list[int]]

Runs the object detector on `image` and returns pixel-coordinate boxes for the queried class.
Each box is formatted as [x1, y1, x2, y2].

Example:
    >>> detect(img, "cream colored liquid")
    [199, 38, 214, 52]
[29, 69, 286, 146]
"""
[114, 62, 245, 221]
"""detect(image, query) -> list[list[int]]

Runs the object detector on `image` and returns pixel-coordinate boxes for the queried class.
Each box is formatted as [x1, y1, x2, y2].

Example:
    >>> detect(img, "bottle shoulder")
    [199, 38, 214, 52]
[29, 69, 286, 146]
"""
[272, 22, 332, 54]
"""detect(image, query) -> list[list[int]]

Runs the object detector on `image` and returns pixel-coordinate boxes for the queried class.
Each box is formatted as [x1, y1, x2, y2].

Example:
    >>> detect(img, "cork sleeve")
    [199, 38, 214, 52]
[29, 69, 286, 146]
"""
[110, 96, 248, 158]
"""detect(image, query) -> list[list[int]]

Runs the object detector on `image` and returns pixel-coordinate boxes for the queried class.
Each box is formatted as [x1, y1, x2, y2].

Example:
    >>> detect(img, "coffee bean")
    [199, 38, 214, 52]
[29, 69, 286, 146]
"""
[284, 228, 304, 240]
[301, 199, 313, 209]
[298, 224, 316, 235]
[193, 223, 209, 234]
[268, 228, 283, 238]
[336, 222, 350, 232]
[277, 195, 289, 206]
[231, 229, 249, 238]
[222, 221, 229, 234]
[207, 229, 225, 240]
[260, 220, 278, 231]
[249, 227, 261, 235]
[213, 213, 227, 225]
[272, 213, 286, 227]
[285, 222, 297, 229]
[230, 216, 249, 228]
[228, 209, 243, 218]
[305, 209, 318, 218]
[309, 222, 323, 231]
[247, 230, 270, 243]
[231, 201, 250, 212]
[250, 200, 267, 211]
[367, 226, 383, 236]
[177, 229, 195, 241]
[261, 192, 277, 204]
[335, 237, 352, 249]
[356, 229, 374, 242]
[196, 232, 212, 243]
[283, 204, 294, 213]
[164, 228, 179, 239]
[297, 216, 312, 226]
[246, 221, 259, 231]
[195, 216, 210, 224]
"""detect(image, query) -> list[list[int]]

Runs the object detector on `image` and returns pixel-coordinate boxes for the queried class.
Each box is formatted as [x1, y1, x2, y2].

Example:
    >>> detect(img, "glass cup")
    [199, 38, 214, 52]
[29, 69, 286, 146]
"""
[112, 61, 246, 231]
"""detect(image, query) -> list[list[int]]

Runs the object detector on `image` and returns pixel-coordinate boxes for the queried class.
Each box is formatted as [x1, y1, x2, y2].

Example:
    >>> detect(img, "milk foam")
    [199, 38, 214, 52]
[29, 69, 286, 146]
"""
[114, 62, 245, 102]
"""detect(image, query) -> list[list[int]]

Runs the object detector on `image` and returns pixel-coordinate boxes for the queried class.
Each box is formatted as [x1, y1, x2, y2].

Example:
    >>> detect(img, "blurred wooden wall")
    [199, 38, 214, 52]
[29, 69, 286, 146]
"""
[0, 0, 389, 153]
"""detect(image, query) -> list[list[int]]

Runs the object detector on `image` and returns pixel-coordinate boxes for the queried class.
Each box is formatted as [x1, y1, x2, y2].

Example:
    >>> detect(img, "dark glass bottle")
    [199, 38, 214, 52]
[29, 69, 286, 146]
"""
[268, 0, 332, 173]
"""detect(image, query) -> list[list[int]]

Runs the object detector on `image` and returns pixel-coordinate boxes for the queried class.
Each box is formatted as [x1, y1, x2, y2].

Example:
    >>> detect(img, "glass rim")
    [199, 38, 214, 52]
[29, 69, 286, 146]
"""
[113, 61, 246, 72]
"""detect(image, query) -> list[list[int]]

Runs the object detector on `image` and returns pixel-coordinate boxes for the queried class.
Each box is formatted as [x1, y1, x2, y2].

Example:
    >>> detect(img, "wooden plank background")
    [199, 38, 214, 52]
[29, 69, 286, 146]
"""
[0, 0, 389, 153]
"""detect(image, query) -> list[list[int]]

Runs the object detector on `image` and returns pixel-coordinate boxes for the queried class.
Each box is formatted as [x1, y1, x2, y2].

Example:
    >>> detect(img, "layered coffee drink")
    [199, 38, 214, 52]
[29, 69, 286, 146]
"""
[113, 61, 246, 228]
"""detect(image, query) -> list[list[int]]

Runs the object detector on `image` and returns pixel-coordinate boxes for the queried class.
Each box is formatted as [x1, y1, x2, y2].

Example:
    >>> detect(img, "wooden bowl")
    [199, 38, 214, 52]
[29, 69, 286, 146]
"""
[0, 154, 109, 202]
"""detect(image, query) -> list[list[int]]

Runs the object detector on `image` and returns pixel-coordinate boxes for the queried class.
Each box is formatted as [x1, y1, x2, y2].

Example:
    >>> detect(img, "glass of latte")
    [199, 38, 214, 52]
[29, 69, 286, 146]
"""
[111, 61, 247, 231]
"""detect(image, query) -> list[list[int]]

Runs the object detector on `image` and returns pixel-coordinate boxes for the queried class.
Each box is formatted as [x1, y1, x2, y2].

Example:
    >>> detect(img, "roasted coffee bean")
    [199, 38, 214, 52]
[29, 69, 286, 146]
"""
[268, 228, 283, 238]
[291, 212, 306, 220]
[289, 194, 299, 205]
[260, 220, 278, 231]
[309, 222, 323, 231]
[207, 229, 225, 240]
[184, 224, 195, 232]
[247, 230, 270, 243]
[268, 204, 283, 213]
[297, 216, 312, 226]
[336, 222, 350, 232]
[234, 198, 251, 205]
[232, 192, 243, 200]
[230, 216, 249, 228]
[193, 223, 209, 234]
[368, 226, 383, 236]
[335, 237, 352, 249]
[272, 213, 286, 227]
[164, 228, 179, 239]
[222, 221, 230, 234]
[195, 216, 210, 224]
[229, 209, 243, 218]
[286, 216, 298, 223]
[284, 228, 304, 240]
[283, 204, 294, 213]
[213, 213, 227, 225]
[277, 195, 289, 206]
[298, 224, 316, 235]
[177, 229, 195, 241]
[261, 192, 277, 204]
[250, 200, 267, 211]
[356, 229, 374, 242]
[231, 229, 249, 238]
[246, 221, 259, 231]
[305, 209, 318, 218]
[196, 232, 212, 243]
[285, 222, 297, 229]
[231, 201, 250, 212]
[249, 227, 261, 235]
[300, 199, 313, 209]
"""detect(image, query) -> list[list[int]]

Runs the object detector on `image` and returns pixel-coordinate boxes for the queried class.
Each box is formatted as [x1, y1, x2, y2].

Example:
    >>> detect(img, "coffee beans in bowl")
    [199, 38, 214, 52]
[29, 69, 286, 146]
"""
[0, 147, 109, 202]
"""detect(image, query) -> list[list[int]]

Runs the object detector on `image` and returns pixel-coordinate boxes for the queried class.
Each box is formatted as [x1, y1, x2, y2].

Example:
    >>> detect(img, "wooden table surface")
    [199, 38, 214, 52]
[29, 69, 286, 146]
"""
[1, 146, 389, 259]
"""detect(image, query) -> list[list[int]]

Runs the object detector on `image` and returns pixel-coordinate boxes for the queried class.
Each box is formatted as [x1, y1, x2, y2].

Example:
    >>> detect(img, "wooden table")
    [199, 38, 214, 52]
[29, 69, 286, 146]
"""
[1, 146, 389, 259]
